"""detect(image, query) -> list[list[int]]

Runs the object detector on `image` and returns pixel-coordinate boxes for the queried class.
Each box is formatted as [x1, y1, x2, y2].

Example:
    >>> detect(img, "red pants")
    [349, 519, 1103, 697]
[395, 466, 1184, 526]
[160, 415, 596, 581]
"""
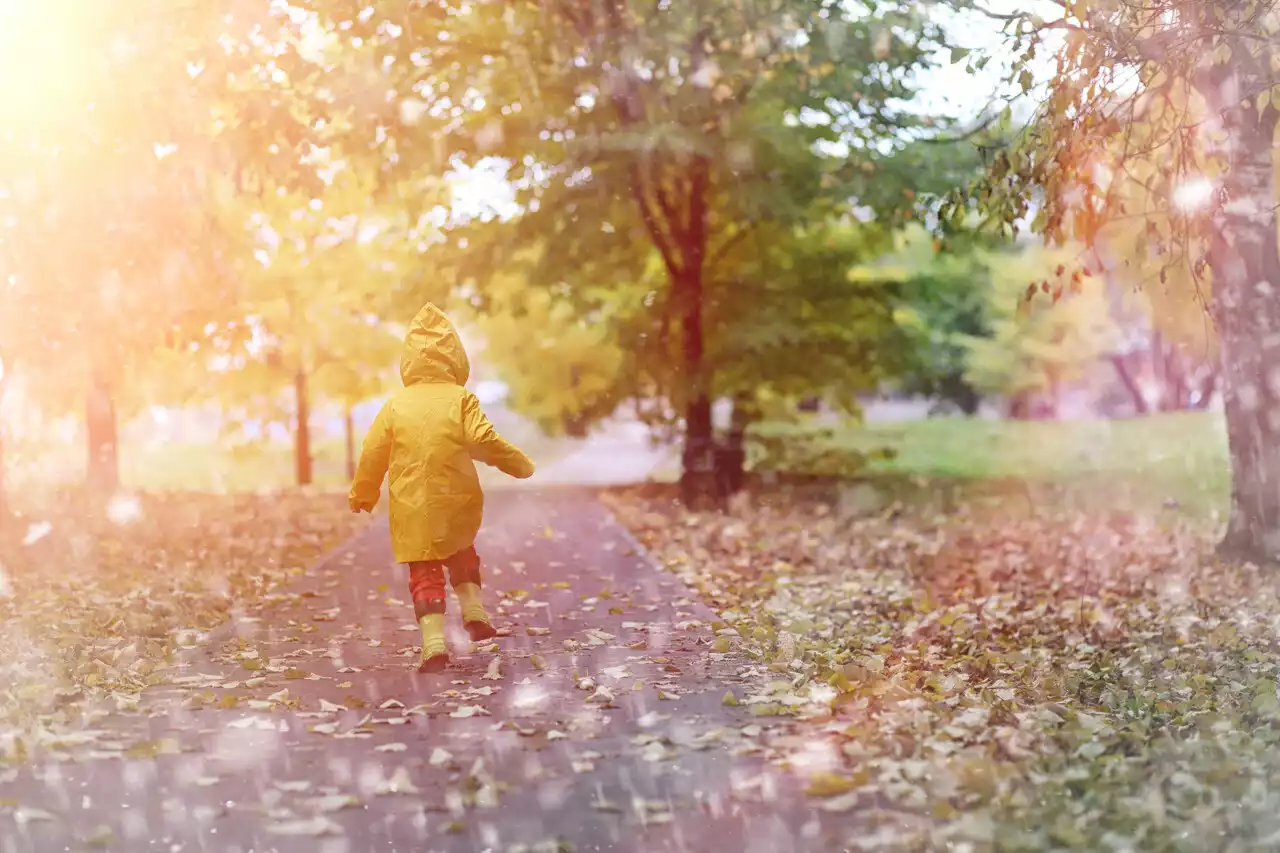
[407, 546, 483, 618]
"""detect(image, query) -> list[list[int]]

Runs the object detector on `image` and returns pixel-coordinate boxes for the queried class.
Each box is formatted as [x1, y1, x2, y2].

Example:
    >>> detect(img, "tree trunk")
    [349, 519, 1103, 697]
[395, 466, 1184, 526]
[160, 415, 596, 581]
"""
[1160, 342, 1190, 411]
[295, 368, 313, 487]
[1109, 353, 1149, 415]
[678, 155, 715, 506]
[715, 394, 752, 496]
[1193, 368, 1218, 410]
[680, 393, 716, 504]
[344, 407, 356, 482]
[86, 367, 119, 493]
[1210, 102, 1280, 561]
[1045, 368, 1062, 421]
[1150, 332, 1169, 411]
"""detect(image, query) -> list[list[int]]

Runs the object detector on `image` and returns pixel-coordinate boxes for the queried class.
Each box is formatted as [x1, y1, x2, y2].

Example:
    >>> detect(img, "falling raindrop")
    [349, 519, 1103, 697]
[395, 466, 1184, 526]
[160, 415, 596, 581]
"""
[22, 520, 51, 546]
[106, 493, 143, 526]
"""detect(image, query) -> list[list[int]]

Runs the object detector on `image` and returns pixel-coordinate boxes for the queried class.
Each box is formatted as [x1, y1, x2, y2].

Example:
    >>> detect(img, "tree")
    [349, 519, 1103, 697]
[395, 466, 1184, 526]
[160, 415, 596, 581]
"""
[326, 0, 951, 501]
[947, 0, 1280, 559]
[312, 331, 403, 480]
[0, 1, 315, 494]
[852, 225, 995, 415]
[465, 209, 910, 490]
[962, 245, 1119, 418]
[704, 218, 908, 436]
[466, 259, 631, 439]
[1105, 307, 1219, 416]
[201, 166, 426, 486]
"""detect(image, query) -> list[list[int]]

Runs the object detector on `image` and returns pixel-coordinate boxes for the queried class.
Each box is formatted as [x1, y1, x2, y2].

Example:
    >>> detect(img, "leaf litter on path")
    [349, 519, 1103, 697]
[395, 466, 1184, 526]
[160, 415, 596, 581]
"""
[606, 484, 1280, 851]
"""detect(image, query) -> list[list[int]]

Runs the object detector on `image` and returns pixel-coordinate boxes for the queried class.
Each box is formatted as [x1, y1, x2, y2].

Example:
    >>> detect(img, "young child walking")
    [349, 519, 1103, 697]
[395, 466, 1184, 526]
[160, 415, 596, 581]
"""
[349, 303, 535, 672]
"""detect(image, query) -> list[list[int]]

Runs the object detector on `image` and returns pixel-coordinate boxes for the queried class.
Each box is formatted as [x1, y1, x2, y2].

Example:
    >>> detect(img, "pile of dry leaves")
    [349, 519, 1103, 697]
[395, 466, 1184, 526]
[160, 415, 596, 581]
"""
[607, 483, 1280, 852]
[0, 492, 366, 736]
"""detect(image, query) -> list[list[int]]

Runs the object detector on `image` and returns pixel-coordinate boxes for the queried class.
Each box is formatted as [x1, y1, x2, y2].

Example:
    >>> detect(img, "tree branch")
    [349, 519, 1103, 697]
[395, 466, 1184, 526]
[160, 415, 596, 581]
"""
[686, 154, 710, 276]
[918, 111, 1001, 144]
[707, 221, 756, 270]
[654, 177, 684, 243]
[629, 160, 684, 280]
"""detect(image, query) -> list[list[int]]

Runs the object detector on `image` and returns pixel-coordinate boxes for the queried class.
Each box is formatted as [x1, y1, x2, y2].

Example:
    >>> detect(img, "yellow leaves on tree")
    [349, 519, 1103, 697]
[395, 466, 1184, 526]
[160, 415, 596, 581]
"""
[203, 167, 418, 414]
[962, 246, 1119, 408]
[468, 271, 626, 437]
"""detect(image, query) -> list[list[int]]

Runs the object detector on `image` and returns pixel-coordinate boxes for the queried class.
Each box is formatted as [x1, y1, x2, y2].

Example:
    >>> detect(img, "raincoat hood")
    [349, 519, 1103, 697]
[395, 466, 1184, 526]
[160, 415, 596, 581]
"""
[400, 303, 471, 387]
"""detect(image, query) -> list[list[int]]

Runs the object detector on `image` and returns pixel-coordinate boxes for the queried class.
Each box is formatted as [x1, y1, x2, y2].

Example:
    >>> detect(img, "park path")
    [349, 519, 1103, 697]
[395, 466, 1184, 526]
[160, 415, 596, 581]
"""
[0, 488, 860, 853]
[482, 416, 678, 489]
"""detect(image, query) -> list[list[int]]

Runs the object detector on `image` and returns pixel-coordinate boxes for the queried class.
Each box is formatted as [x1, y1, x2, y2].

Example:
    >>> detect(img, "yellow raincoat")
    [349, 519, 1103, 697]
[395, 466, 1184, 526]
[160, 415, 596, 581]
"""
[349, 304, 535, 563]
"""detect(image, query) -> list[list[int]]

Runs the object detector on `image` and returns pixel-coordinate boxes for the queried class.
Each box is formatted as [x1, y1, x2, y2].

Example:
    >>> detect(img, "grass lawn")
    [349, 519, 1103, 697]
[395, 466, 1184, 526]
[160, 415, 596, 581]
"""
[754, 411, 1231, 522]
[10, 418, 567, 497]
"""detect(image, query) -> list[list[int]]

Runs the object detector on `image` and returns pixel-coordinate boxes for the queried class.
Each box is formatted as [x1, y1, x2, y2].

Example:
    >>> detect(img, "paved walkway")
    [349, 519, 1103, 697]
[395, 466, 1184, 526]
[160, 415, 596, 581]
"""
[0, 490, 856, 853]
[481, 418, 678, 489]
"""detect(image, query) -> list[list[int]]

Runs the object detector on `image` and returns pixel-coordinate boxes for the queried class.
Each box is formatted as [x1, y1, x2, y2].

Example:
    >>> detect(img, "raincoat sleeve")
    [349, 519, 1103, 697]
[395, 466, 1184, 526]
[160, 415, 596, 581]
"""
[349, 402, 392, 511]
[462, 392, 535, 479]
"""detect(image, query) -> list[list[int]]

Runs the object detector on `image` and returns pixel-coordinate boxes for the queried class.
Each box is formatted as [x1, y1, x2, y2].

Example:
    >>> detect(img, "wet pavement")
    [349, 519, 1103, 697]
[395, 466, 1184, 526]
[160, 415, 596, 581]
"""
[0, 489, 858, 853]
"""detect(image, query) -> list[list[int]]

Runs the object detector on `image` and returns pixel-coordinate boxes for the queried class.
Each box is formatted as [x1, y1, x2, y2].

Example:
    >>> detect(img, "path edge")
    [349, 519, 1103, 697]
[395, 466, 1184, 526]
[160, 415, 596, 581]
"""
[194, 518, 386, 652]
[596, 492, 732, 632]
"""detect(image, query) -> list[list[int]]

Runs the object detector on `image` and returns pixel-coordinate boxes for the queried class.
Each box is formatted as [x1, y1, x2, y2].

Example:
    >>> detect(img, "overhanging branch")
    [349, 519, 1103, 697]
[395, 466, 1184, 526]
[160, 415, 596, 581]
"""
[629, 160, 685, 280]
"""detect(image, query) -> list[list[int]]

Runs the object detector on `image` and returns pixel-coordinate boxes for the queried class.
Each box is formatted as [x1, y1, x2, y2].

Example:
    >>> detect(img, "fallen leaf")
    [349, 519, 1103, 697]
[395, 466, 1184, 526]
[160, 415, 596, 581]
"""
[805, 772, 857, 798]
[266, 816, 343, 837]
[83, 825, 114, 848]
[14, 807, 54, 824]
[375, 767, 421, 796]
[819, 792, 860, 813]
[306, 794, 360, 814]
[482, 657, 503, 681]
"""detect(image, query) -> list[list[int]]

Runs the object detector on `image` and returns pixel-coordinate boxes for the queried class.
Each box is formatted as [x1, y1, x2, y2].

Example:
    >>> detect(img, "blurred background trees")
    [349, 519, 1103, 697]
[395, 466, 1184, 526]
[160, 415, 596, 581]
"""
[0, 0, 1240, 521]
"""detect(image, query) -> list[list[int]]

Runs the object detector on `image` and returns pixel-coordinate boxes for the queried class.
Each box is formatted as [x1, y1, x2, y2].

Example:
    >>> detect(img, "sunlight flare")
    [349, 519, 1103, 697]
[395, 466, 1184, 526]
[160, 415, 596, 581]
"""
[1172, 177, 1214, 211]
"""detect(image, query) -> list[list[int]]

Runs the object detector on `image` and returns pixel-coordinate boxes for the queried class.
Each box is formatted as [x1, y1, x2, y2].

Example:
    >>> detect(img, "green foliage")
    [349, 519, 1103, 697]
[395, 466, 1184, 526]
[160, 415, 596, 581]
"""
[709, 219, 906, 413]
[179, 167, 421, 430]
[961, 245, 1118, 404]
[748, 425, 897, 479]
[853, 225, 1118, 413]
[334, 0, 957, 449]
[466, 262, 632, 437]
[852, 226, 994, 412]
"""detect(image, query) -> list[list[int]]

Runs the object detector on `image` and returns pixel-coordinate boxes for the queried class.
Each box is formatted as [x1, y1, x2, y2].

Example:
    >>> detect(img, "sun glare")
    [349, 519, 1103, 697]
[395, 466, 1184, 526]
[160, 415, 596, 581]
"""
[1173, 177, 1214, 211]
[0, 0, 95, 126]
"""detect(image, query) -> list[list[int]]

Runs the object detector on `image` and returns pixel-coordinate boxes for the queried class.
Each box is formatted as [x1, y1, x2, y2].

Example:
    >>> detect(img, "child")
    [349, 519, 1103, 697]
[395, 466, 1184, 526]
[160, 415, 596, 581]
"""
[349, 303, 535, 672]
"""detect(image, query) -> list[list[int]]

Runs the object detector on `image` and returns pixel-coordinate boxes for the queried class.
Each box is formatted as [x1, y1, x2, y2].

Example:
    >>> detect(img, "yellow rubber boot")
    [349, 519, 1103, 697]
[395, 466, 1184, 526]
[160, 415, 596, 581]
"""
[454, 583, 497, 641]
[417, 613, 448, 673]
